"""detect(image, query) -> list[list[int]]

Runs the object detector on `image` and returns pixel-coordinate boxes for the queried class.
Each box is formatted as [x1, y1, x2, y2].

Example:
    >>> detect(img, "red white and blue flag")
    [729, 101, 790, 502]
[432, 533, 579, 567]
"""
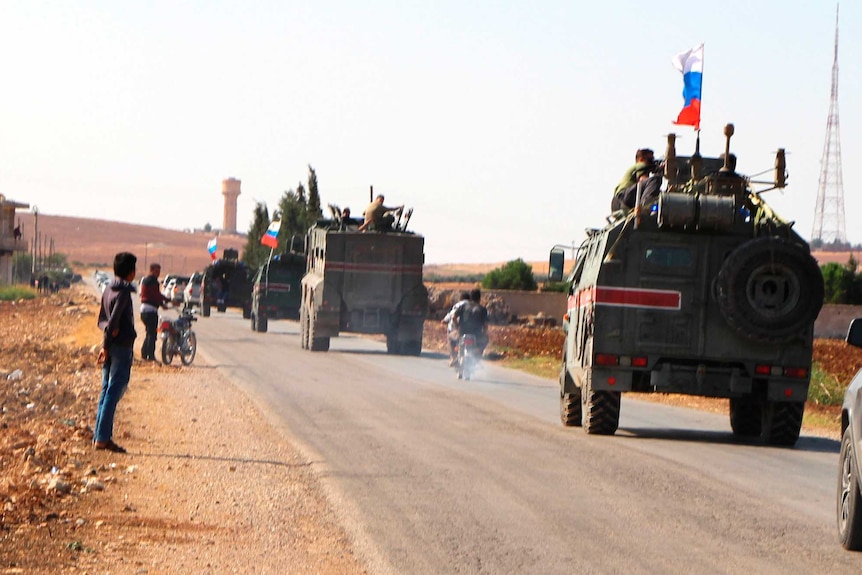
[207, 237, 217, 260]
[260, 220, 280, 249]
[672, 43, 703, 130]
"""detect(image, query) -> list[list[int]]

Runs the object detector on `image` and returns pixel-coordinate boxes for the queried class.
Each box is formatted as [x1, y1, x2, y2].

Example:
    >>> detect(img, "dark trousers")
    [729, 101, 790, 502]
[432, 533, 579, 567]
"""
[140, 311, 159, 360]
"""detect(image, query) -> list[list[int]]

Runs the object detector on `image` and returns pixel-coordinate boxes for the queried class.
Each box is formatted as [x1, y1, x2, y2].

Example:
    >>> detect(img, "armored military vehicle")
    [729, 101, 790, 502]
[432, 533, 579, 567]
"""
[548, 124, 824, 446]
[250, 250, 305, 333]
[201, 248, 252, 319]
[300, 209, 427, 353]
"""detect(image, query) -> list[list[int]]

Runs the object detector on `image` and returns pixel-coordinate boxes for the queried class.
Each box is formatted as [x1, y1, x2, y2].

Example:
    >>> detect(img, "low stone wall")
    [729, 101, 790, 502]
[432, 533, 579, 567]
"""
[815, 304, 862, 339]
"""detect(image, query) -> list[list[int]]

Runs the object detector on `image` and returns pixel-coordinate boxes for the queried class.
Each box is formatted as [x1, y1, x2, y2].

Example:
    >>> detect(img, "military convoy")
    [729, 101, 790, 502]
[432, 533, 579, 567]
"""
[299, 211, 427, 354]
[249, 251, 305, 333]
[549, 124, 824, 447]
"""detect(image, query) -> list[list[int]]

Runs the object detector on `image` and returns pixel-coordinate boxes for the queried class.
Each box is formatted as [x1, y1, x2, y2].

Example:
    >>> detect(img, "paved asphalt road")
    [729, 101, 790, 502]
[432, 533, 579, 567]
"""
[192, 308, 861, 574]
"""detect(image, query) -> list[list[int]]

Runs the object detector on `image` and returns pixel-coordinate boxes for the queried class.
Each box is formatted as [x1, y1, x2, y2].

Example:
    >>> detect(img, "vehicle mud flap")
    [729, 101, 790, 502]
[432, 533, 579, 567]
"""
[559, 359, 582, 427]
[309, 311, 330, 352]
[580, 369, 620, 435]
[715, 237, 824, 343]
[299, 305, 309, 349]
[242, 305, 251, 320]
[386, 333, 401, 355]
[202, 302, 211, 317]
[729, 397, 762, 438]
[761, 400, 804, 447]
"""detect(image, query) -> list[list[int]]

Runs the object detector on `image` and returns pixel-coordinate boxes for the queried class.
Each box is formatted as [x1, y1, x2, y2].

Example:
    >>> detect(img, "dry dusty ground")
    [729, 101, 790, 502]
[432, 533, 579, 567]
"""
[2, 285, 862, 572]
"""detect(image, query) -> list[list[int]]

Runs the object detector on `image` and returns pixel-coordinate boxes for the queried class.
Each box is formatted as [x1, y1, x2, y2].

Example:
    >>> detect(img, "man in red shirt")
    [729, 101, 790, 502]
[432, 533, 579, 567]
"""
[139, 263, 169, 361]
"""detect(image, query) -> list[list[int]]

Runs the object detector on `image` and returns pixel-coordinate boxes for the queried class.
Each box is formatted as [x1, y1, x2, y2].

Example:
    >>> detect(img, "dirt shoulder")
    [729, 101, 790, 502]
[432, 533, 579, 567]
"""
[0, 287, 366, 574]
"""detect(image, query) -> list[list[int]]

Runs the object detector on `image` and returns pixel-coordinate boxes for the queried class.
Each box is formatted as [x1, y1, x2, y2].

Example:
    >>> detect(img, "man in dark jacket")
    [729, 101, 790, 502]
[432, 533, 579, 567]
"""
[454, 288, 489, 356]
[139, 262, 169, 361]
[94, 252, 137, 453]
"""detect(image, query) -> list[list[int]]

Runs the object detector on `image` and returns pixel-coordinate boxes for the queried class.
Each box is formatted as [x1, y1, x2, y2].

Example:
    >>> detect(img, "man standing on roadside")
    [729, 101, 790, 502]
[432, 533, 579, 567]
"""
[95, 251, 138, 453]
[139, 262, 169, 361]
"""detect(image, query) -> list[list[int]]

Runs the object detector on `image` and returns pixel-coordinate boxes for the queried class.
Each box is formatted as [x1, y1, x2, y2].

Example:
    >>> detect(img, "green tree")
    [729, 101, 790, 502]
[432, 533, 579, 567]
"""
[307, 165, 323, 226]
[481, 258, 538, 291]
[242, 202, 271, 270]
[277, 187, 309, 252]
[821, 262, 853, 304]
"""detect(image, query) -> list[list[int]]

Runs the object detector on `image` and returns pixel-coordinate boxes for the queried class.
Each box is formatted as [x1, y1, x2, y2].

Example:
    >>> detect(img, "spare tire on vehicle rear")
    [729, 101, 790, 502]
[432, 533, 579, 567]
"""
[716, 237, 824, 343]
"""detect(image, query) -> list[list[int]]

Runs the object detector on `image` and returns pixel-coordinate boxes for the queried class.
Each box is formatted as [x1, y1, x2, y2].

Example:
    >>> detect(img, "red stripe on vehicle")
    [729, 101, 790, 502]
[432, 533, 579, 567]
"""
[569, 286, 681, 311]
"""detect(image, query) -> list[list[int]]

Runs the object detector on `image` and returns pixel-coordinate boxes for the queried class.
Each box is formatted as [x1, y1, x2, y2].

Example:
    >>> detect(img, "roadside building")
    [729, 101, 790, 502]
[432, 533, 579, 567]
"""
[0, 195, 30, 285]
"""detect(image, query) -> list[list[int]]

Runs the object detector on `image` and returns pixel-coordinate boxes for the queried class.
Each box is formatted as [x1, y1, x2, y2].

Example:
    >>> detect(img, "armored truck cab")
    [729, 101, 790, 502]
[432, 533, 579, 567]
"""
[250, 251, 305, 333]
[201, 248, 252, 319]
[300, 219, 427, 354]
[549, 125, 824, 446]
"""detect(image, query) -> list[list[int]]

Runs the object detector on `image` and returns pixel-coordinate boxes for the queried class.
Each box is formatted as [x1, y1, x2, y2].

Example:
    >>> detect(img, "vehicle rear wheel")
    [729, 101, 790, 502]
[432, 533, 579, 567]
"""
[386, 334, 401, 355]
[729, 397, 762, 438]
[400, 339, 422, 356]
[180, 332, 197, 366]
[202, 302, 211, 317]
[217, 303, 226, 313]
[258, 315, 268, 333]
[838, 426, 862, 550]
[309, 311, 329, 352]
[580, 369, 620, 435]
[560, 362, 582, 427]
[160, 337, 174, 365]
[250, 313, 257, 331]
[242, 305, 251, 320]
[299, 305, 309, 349]
[762, 400, 804, 447]
[716, 237, 824, 343]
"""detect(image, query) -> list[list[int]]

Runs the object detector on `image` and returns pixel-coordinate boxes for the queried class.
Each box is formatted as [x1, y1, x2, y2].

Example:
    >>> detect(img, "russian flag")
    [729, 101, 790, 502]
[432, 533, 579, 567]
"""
[207, 237, 217, 260]
[672, 44, 703, 130]
[260, 220, 280, 249]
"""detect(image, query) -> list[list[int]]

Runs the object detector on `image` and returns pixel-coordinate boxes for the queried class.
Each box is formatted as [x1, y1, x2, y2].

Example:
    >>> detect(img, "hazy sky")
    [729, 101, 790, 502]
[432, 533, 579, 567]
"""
[1, 1, 857, 264]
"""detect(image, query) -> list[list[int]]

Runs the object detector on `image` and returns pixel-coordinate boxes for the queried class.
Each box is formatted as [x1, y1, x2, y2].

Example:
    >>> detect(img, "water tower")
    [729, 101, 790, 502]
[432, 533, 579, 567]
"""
[222, 178, 241, 234]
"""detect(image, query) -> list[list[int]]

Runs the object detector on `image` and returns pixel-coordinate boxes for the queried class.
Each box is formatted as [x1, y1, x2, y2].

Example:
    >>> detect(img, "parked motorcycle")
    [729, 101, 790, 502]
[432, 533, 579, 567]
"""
[455, 333, 480, 380]
[159, 306, 198, 365]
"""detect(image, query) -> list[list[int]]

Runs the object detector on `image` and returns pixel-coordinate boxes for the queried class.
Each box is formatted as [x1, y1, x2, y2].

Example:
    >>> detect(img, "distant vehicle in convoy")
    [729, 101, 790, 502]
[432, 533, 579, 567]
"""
[838, 319, 862, 550]
[201, 248, 252, 318]
[549, 124, 824, 447]
[183, 272, 203, 308]
[164, 275, 189, 305]
[300, 206, 427, 353]
[250, 251, 305, 333]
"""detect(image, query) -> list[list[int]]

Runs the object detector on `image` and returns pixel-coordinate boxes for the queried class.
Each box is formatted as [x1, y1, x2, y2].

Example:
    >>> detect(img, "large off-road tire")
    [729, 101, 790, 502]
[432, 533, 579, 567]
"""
[716, 237, 824, 343]
[559, 362, 583, 427]
[180, 332, 197, 366]
[838, 426, 862, 550]
[400, 339, 422, 356]
[386, 334, 401, 355]
[258, 315, 268, 333]
[762, 400, 804, 447]
[202, 302, 211, 317]
[580, 369, 620, 435]
[309, 312, 330, 352]
[299, 306, 309, 350]
[217, 303, 226, 313]
[729, 397, 762, 438]
[160, 337, 174, 365]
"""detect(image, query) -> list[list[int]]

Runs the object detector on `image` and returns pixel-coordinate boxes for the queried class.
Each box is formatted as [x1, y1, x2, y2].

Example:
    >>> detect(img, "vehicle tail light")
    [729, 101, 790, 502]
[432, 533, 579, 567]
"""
[754, 364, 771, 376]
[595, 354, 619, 366]
[783, 367, 808, 379]
[631, 356, 648, 368]
[462, 335, 477, 347]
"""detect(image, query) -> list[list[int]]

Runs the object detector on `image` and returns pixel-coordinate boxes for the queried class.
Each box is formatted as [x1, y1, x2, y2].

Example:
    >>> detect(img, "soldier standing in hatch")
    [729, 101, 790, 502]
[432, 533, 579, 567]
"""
[358, 194, 404, 232]
[611, 148, 655, 212]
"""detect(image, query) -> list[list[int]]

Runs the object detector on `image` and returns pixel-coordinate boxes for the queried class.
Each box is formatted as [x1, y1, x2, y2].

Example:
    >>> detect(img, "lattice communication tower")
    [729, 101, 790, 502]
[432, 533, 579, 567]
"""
[811, 6, 847, 245]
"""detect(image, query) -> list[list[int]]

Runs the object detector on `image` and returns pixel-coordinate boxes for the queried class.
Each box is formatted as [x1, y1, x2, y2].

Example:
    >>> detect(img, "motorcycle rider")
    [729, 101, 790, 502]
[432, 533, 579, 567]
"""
[454, 288, 489, 357]
[442, 291, 471, 366]
[139, 263, 170, 361]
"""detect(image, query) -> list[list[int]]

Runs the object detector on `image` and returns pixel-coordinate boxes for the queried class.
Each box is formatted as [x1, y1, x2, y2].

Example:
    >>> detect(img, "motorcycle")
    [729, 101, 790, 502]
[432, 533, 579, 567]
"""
[159, 306, 198, 365]
[455, 333, 481, 380]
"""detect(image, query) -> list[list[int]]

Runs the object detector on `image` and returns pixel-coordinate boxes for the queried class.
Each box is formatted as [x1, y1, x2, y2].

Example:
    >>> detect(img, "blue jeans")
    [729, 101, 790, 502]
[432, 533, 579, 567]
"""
[94, 346, 133, 443]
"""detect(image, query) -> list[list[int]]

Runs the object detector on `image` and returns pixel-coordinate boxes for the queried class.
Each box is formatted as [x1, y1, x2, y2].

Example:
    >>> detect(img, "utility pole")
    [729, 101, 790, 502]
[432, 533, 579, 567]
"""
[31, 206, 38, 276]
[811, 5, 847, 245]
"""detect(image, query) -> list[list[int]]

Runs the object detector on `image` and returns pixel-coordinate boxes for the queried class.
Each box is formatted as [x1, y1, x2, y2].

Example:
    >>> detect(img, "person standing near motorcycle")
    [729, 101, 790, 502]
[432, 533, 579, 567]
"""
[94, 251, 137, 453]
[442, 291, 471, 366]
[139, 262, 169, 361]
[454, 288, 489, 356]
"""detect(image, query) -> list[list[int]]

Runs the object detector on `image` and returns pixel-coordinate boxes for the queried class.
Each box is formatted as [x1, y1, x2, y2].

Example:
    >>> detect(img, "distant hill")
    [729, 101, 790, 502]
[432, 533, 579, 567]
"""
[16, 213, 247, 276]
